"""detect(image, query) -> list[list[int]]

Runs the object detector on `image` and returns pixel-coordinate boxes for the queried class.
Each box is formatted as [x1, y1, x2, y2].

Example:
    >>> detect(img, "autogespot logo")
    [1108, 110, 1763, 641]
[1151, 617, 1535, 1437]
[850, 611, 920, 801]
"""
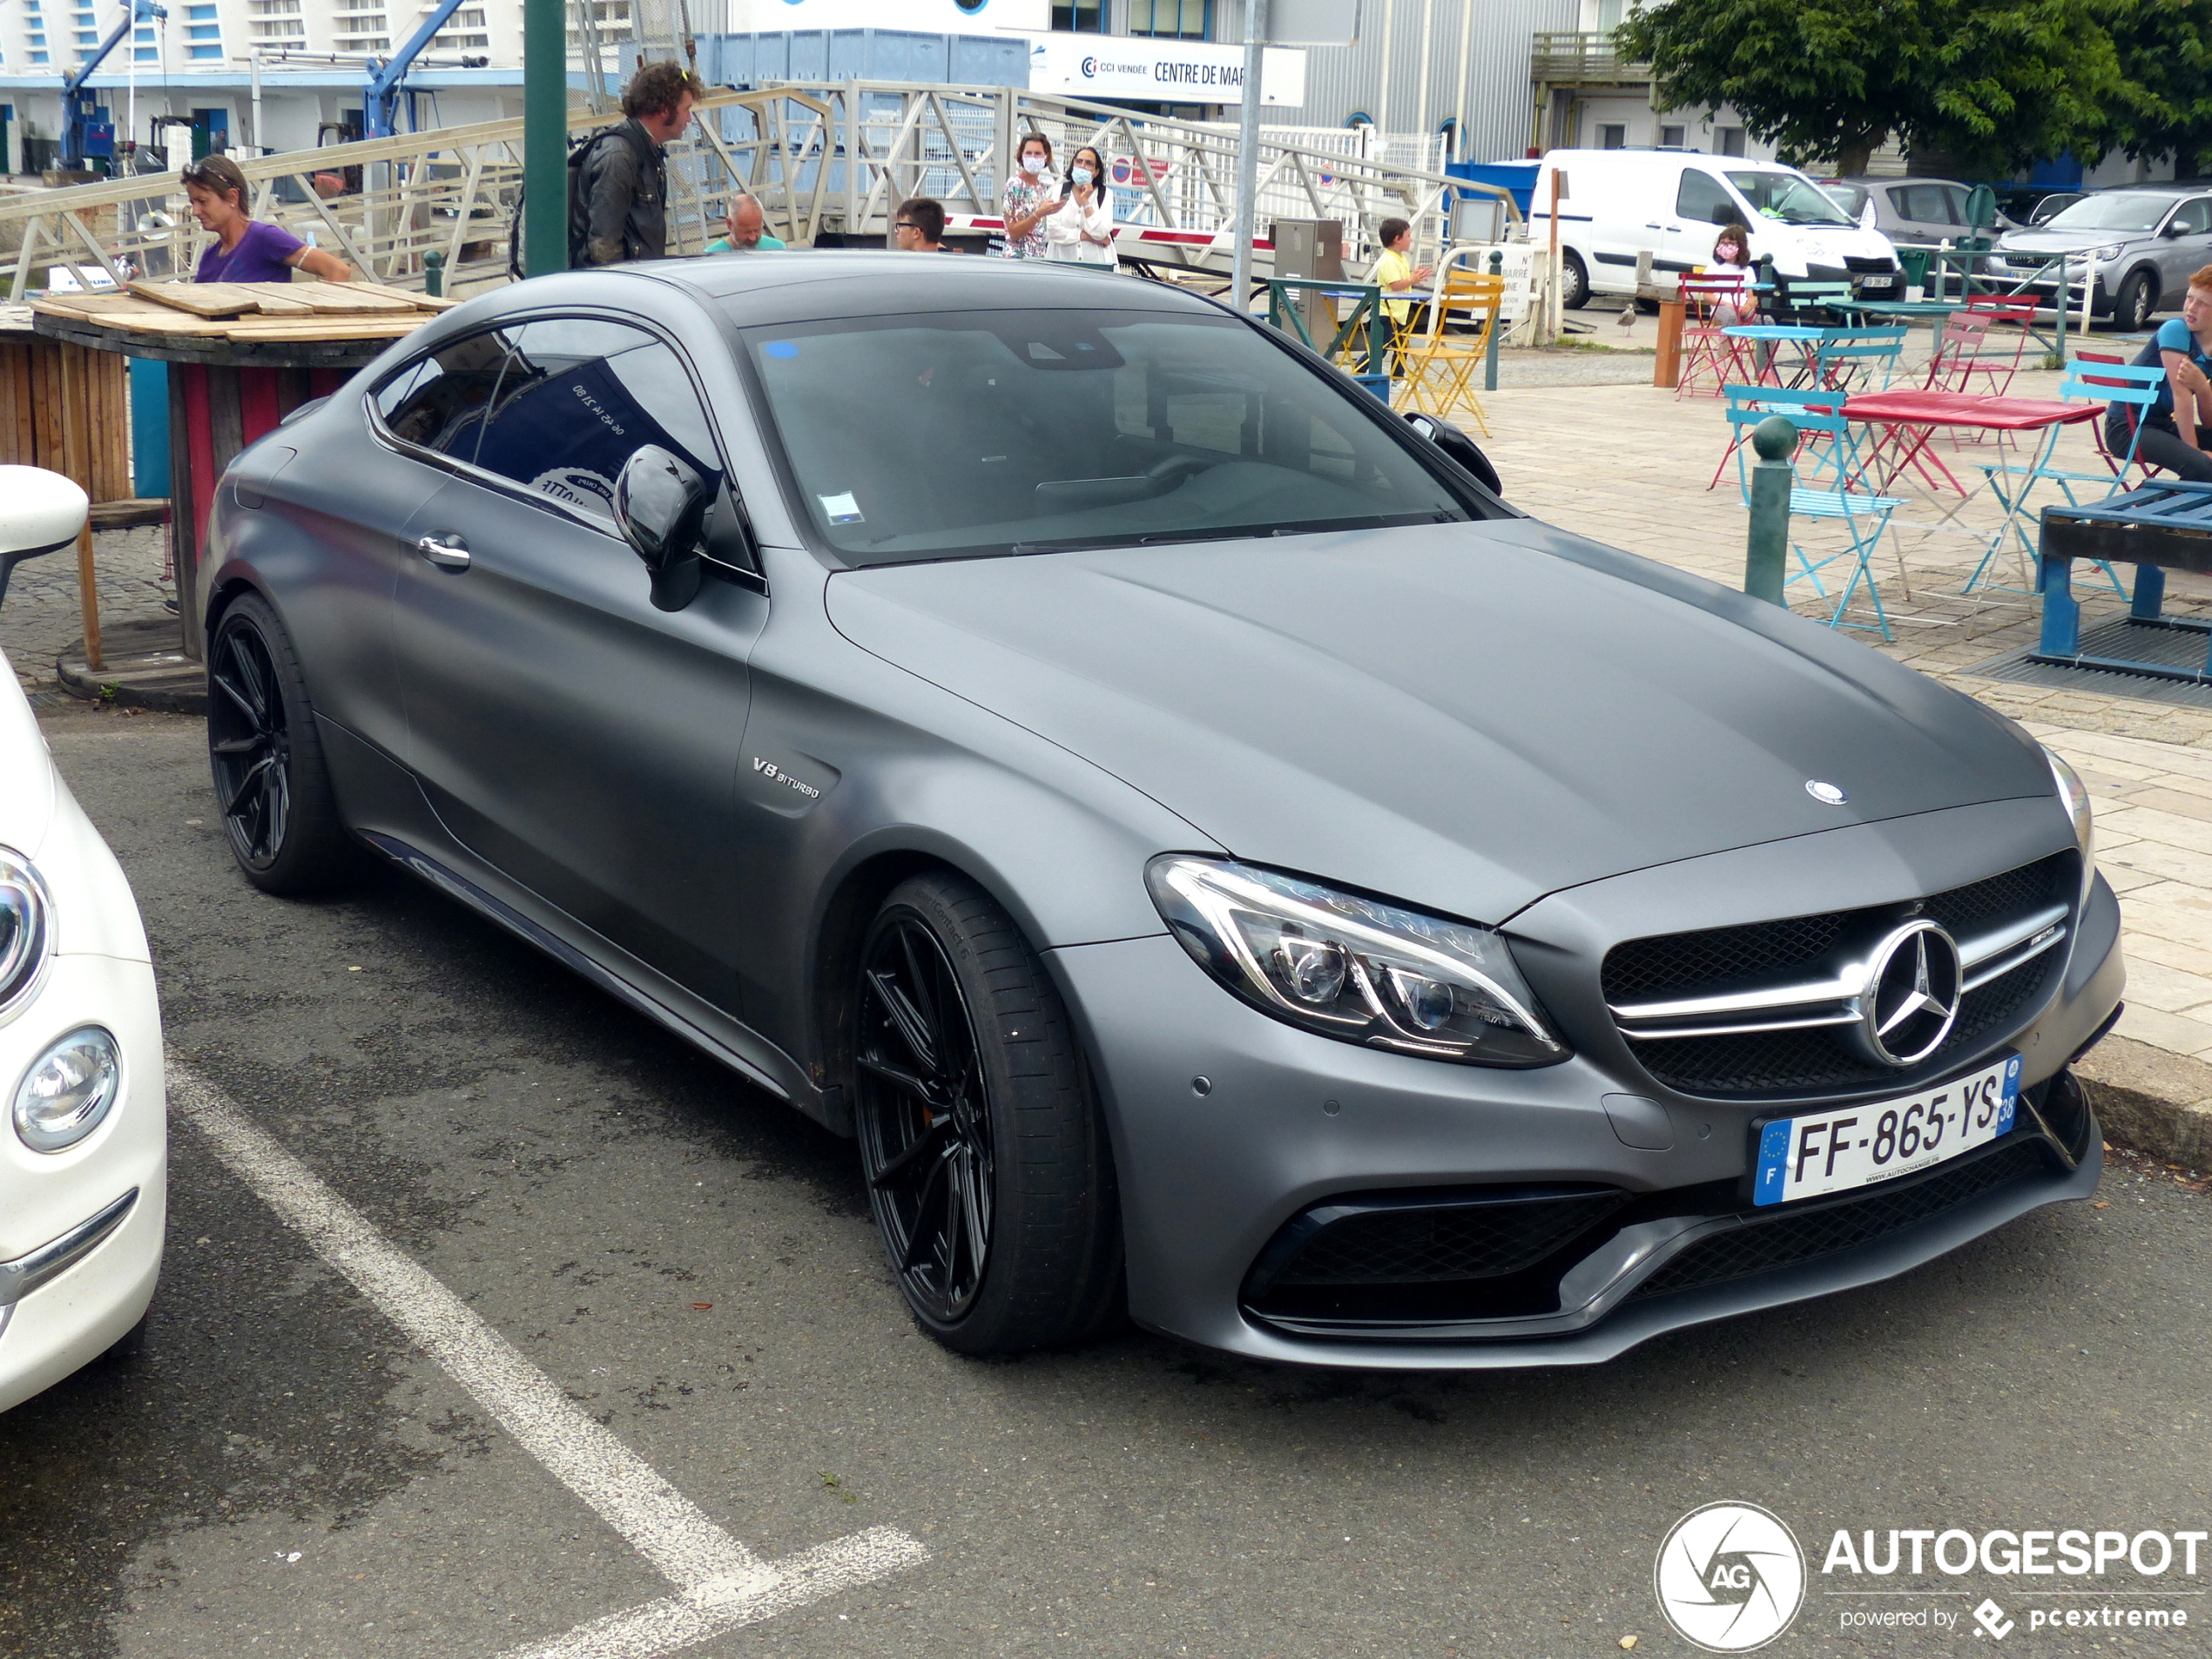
[1655, 1502, 1807, 1652]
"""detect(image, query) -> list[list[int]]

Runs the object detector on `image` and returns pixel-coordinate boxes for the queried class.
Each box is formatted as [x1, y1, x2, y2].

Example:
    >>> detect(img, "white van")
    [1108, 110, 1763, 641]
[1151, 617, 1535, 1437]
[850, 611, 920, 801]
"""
[1529, 150, 1903, 308]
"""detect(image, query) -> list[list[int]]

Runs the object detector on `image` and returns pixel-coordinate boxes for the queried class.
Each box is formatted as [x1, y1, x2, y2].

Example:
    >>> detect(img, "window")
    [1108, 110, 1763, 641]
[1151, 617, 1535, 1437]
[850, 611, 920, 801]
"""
[187, 42, 221, 55]
[1051, 0, 1105, 27]
[1657, 125, 1684, 149]
[372, 327, 518, 462]
[469, 319, 722, 526]
[733, 308, 1485, 566]
[1715, 126, 1744, 158]
[1894, 183, 1958, 225]
[1676, 168, 1732, 226]
[1597, 123, 1626, 149]
[2166, 199, 2212, 236]
[1130, 0, 1209, 39]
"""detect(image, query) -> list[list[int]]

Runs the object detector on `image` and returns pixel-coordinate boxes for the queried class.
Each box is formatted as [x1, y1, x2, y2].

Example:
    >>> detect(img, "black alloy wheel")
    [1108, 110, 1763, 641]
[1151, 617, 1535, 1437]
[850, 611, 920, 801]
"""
[852, 872, 1123, 1354]
[206, 592, 355, 894]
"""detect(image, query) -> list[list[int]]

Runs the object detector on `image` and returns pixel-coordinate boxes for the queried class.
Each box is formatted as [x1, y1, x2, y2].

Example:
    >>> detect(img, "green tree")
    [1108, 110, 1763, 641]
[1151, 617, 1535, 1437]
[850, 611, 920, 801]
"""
[1615, 0, 2122, 176]
[2097, 0, 2212, 174]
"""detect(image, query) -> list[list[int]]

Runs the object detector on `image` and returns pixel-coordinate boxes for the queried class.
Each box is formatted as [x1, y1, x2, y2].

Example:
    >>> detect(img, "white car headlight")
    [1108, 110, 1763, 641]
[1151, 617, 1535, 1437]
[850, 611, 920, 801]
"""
[2043, 745, 2095, 898]
[13, 1026, 124, 1152]
[1146, 856, 1568, 1067]
[0, 846, 54, 1020]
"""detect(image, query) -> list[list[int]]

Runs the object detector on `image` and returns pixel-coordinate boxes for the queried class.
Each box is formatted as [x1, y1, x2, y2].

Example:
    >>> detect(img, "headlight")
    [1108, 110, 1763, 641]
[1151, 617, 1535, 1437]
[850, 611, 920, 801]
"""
[0, 846, 54, 1020]
[1145, 856, 1568, 1067]
[2043, 745, 2095, 898]
[12, 1026, 123, 1152]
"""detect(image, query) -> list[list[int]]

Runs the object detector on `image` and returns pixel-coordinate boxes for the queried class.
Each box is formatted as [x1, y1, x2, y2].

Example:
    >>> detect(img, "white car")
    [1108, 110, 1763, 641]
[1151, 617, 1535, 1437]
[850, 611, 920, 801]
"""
[0, 466, 165, 1412]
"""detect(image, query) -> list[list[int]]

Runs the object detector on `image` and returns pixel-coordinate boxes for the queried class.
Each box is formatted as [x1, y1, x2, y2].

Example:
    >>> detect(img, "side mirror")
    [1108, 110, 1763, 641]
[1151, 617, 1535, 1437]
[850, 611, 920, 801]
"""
[614, 445, 711, 612]
[0, 465, 89, 613]
[1402, 412, 1502, 497]
[2163, 220, 2188, 239]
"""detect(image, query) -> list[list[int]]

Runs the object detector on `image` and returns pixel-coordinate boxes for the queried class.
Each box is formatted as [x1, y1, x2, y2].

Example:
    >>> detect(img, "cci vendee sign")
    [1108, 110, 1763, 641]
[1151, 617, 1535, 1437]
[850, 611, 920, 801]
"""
[1022, 33, 1308, 106]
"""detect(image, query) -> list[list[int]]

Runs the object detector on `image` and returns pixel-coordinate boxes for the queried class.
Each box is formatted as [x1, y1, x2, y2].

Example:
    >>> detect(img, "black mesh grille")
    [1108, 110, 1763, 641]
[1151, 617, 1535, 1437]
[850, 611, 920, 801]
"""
[1268, 1190, 1629, 1288]
[1603, 853, 2074, 1099]
[1844, 256, 1898, 274]
[1627, 1138, 2054, 1302]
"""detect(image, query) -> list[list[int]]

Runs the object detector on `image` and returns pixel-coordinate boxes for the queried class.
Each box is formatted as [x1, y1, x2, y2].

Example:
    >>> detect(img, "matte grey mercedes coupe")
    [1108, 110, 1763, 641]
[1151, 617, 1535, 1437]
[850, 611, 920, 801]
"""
[199, 253, 2121, 1368]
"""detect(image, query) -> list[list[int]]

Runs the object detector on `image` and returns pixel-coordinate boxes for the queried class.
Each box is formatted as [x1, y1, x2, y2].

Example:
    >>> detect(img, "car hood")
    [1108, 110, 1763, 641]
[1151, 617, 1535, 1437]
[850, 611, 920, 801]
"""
[1998, 227, 2144, 255]
[825, 519, 2052, 925]
[0, 650, 57, 856]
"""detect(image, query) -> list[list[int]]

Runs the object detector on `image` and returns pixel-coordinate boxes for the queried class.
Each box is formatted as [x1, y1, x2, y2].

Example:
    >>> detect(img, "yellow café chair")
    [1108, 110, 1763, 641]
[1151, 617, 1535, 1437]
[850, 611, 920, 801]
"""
[1394, 267, 1507, 435]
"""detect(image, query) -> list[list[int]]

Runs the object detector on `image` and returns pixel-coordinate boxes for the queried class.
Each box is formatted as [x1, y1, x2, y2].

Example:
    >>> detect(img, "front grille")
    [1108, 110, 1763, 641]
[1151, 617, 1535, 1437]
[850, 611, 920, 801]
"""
[1627, 1137, 2054, 1302]
[1602, 853, 2074, 1099]
[1844, 256, 1897, 274]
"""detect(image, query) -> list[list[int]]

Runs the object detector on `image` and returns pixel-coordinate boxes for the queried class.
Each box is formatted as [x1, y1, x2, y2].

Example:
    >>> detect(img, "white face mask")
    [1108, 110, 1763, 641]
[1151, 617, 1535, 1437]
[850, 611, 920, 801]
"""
[1071, 166, 1095, 187]
[1022, 153, 1047, 177]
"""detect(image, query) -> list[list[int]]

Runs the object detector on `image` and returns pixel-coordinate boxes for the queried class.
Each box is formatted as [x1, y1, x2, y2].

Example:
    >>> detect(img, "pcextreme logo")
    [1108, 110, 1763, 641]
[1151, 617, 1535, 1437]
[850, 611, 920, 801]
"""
[1654, 1502, 1807, 1652]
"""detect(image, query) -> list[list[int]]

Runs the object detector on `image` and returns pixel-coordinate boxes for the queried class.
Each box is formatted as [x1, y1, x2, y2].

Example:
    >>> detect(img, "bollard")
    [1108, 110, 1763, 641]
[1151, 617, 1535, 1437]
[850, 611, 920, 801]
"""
[1485, 248, 1503, 393]
[1743, 415, 1796, 606]
[423, 248, 446, 298]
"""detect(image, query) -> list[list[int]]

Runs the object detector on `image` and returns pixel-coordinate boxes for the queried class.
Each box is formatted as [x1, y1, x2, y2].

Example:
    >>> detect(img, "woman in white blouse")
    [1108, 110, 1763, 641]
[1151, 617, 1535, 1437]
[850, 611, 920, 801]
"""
[1045, 145, 1116, 267]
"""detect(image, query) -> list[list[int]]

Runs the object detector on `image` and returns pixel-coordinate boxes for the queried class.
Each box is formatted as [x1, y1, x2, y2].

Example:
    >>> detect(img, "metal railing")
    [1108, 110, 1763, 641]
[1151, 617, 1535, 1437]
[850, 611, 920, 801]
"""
[2, 79, 1515, 301]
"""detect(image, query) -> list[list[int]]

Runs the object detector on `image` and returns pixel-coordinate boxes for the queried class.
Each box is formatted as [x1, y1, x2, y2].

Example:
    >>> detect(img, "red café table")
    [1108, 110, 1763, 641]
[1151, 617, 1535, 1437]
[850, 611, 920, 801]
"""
[1840, 389, 2102, 593]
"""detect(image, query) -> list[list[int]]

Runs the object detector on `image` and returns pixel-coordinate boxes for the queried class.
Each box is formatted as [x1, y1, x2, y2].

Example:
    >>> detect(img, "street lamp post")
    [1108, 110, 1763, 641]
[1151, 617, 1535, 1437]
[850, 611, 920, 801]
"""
[1229, 0, 1267, 314]
[523, 0, 567, 276]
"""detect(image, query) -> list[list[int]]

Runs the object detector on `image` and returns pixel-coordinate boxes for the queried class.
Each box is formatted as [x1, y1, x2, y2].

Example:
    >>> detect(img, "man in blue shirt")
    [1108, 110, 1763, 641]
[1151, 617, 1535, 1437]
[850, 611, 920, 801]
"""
[2114, 264, 2212, 479]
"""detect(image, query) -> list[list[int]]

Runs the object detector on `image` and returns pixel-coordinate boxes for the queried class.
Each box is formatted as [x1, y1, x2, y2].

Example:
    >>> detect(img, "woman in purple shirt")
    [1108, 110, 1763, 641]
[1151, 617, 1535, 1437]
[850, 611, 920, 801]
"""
[182, 155, 352, 284]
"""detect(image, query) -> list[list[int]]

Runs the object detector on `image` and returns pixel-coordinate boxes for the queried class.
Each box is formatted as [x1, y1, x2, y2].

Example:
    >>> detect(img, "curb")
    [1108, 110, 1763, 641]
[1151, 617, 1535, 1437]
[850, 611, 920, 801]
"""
[56, 623, 209, 716]
[2074, 1033, 2212, 1169]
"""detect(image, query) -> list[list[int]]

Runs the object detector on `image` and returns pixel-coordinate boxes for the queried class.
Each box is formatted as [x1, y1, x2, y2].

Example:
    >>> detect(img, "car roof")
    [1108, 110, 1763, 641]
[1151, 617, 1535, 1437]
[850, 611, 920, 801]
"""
[2084, 181, 2209, 198]
[1829, 175, 1969, 187]
[639, 250, 1211, 327]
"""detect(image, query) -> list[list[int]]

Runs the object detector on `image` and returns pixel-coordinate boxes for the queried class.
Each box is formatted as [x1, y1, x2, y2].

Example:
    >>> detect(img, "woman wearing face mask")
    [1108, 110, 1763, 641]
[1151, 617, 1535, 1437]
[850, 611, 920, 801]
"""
[1707, 221, 1757, 324]
[1045, 145, 1116, 267]
[999, 132, 1062, 260]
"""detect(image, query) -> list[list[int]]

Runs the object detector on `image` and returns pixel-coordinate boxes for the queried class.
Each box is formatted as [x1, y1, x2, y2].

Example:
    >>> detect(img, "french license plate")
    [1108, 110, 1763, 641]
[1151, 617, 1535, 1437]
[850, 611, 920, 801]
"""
[1751, 1055, 2022, 1207]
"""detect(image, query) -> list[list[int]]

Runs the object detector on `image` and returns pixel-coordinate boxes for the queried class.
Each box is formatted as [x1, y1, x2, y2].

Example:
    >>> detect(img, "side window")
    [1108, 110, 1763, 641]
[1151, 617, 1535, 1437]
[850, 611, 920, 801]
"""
[370, 327, 517, 462]
[470, 317, 725, 526]
[1676, 168, 1734, 226]
[2169, 199, 2212, 236]
[1894, 184, 1947, 224]
[1940, 185, 1973, 226]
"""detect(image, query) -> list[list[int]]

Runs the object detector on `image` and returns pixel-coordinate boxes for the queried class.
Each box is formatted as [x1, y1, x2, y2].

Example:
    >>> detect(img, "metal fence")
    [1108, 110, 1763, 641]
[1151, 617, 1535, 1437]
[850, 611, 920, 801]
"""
[2, 80, 1515, 302]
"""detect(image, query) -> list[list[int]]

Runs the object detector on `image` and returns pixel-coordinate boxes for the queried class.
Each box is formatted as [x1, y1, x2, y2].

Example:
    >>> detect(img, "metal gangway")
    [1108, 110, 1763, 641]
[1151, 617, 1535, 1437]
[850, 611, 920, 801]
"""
[3, 79, 1514, 302]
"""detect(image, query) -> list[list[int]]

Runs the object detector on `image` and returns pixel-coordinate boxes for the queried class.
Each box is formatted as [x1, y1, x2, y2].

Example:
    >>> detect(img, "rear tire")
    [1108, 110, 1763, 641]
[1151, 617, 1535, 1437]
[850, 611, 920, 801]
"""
[1561, 249, 1591, 310]
[2114, 269, 2157, 333]
[206, 592, 357, 894]
[851, 872, 1123, 1356]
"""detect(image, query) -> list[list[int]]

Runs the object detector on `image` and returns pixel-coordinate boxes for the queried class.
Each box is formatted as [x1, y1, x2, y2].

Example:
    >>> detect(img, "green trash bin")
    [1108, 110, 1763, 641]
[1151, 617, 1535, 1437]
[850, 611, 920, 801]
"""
[1897, 246, 1932, 296]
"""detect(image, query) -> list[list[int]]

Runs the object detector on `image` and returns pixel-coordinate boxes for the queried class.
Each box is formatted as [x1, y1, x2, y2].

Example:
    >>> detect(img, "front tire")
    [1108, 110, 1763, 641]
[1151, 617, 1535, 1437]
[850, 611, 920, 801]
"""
[206, 592, 356, 894]
[2114, 269, 2157, 333]
[851, 872, 1122, 1355]
[1561, 249, 1591, 310]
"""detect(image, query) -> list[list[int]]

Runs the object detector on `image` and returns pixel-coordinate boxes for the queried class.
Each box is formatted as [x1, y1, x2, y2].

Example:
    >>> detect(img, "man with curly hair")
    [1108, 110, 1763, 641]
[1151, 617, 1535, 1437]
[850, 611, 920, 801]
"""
[571, 60, 705, 267]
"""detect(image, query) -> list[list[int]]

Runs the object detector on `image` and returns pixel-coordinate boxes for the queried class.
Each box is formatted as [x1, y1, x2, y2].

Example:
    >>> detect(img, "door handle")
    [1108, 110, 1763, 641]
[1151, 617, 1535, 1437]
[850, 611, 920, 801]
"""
[415, 532, 471, 571]
[1646, 222, 1664, 230]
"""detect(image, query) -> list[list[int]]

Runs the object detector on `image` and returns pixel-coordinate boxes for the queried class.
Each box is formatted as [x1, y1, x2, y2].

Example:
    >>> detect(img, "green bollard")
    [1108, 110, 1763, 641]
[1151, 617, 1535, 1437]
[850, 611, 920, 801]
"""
[1485, 248, 1503, 393]
[423, 248, 445, 299]
[1743, 415, 1796, 606]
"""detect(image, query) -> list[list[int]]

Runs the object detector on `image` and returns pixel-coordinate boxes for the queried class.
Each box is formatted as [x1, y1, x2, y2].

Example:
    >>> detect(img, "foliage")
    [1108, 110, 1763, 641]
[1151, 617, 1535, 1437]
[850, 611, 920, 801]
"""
[1615, 0, 2125, 175]
[2097, 0, 2212, 173]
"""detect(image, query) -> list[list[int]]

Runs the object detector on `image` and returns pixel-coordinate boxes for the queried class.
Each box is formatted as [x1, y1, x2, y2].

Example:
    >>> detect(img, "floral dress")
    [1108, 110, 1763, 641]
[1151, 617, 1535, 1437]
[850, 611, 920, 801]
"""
[999, 171, 1056, 260]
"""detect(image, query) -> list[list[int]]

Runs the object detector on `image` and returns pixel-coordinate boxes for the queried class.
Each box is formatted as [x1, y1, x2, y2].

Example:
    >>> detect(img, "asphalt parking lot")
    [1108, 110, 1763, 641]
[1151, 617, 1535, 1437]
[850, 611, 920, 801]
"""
[6, 698, 2210, 1659]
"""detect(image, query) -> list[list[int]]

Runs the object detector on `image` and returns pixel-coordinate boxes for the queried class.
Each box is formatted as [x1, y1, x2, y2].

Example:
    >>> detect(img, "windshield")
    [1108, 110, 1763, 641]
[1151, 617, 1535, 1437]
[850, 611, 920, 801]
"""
[1820, 183, 1868, 217]
[733, 308, 1483, 564]
[1726, 170, 1854, 226]
[2044, 192, 2173, 233]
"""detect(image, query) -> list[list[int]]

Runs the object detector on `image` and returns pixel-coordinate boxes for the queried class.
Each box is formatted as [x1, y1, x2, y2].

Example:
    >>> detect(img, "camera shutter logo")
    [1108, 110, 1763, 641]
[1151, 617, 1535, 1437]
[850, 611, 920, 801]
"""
[1653, 1502, 1805, 1652]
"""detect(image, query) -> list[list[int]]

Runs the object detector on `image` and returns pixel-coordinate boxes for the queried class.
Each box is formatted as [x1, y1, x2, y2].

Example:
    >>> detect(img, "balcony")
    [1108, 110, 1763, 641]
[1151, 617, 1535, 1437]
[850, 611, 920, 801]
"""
[1530, 31, 1652, 84]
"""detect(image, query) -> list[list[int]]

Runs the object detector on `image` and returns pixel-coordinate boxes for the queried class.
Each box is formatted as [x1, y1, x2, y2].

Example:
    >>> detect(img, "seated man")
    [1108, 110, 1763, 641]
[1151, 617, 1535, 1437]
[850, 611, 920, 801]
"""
[707, 194, 785, 253]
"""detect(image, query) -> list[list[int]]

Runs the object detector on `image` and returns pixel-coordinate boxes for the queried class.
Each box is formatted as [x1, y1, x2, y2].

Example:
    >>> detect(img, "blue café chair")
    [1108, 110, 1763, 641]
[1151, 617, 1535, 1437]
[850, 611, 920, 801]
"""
[1723, 388, 1906, 638]
[1966, 361, 2167, 597]
[1812, 327, 1909, 393]
[1710, 382, 1857, 491]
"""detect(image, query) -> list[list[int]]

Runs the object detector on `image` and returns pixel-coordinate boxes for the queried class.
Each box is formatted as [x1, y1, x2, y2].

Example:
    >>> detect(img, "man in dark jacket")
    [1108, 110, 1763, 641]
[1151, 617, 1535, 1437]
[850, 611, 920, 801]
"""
[572, 60, 704, 267]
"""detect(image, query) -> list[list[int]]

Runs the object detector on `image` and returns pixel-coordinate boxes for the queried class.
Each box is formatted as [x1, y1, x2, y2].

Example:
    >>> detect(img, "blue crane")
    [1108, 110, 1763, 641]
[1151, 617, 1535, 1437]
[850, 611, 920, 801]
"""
[61, 0, 166, 171]
[363, 0, 490, 139]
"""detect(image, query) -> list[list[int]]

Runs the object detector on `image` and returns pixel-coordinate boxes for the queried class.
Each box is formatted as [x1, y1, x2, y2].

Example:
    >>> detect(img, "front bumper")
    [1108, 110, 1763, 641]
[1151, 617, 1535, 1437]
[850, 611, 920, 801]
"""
[1050, 809, 2121, 1369]
[0, 950, 167, 1413]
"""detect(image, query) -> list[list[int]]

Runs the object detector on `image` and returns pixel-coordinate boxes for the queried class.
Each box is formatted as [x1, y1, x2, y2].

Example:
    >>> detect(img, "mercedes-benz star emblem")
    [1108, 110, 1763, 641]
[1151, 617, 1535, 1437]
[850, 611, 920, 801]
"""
[1805, 780, 1847, 806]
[1857, 920, 1963, 1067]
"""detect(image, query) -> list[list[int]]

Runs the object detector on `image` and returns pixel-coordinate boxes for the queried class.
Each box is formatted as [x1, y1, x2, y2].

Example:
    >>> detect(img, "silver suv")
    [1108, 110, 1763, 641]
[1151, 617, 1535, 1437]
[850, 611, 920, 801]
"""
[1993, 183, 2212, 330]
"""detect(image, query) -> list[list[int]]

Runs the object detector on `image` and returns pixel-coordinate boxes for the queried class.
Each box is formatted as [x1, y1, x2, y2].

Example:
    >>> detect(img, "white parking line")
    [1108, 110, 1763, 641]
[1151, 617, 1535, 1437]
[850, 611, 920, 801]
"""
[171, 1066, 927, 1658]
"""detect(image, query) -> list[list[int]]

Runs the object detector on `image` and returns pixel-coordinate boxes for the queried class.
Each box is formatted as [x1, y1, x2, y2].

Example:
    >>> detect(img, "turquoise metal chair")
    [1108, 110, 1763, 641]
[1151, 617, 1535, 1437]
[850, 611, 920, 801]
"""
[1774, 280, 1854, 324]
[1812, 327, 1909, 392]
[1723, 386, 1907, 637]
[1967, 361, 2167, 597]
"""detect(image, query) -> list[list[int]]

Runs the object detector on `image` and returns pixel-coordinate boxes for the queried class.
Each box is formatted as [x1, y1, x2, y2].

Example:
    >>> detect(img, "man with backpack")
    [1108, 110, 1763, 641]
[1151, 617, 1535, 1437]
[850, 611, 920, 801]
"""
[570, 60, 705, 268]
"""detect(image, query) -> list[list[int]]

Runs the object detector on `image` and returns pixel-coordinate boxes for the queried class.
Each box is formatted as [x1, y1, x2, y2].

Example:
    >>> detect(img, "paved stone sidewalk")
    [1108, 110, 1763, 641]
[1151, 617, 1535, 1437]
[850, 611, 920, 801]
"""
[1480, 370, 2212, 1099]
[1, 526, 174, 697]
